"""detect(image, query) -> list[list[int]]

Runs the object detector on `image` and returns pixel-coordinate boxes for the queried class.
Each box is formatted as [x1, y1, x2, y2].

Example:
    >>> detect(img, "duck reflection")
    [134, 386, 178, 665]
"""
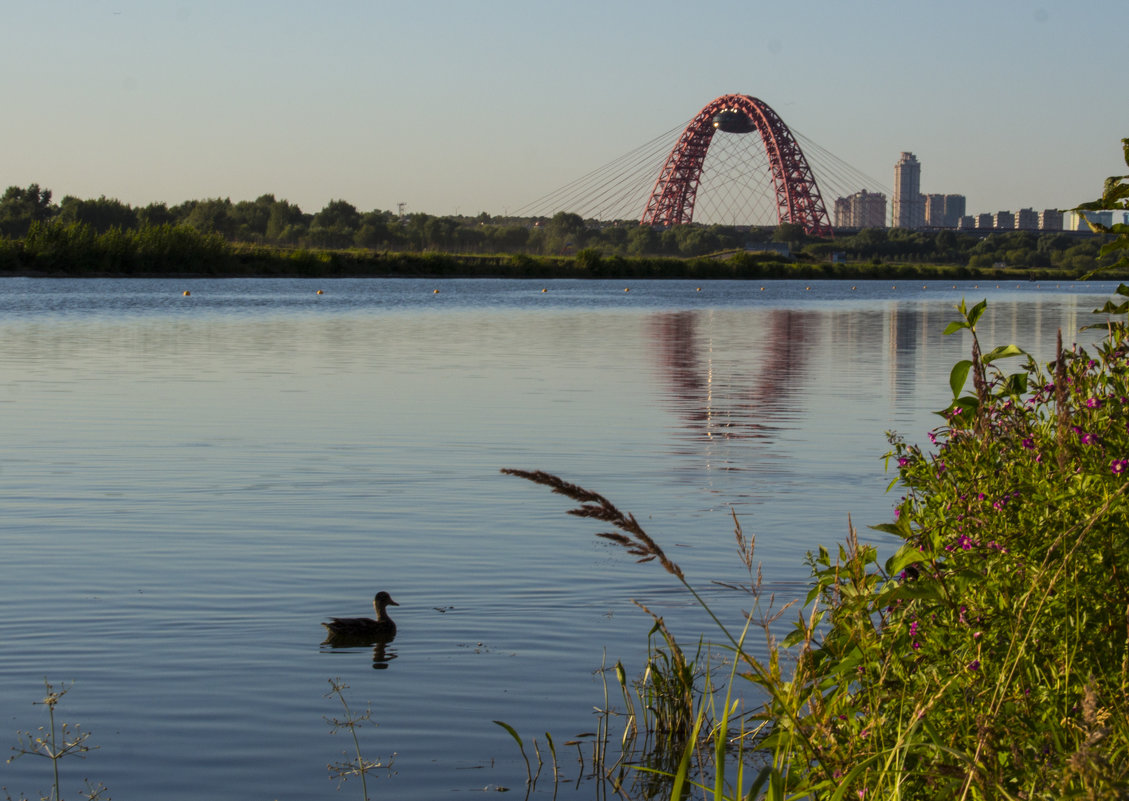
[320, 631, 398, 669]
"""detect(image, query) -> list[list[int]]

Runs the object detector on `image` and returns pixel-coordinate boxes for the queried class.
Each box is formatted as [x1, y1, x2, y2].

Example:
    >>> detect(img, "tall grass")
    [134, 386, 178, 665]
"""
[502, 284, 1129, 799]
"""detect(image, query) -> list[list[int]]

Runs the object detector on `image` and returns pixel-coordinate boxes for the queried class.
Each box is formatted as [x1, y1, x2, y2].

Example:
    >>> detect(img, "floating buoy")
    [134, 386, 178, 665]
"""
[851, 286, 856, 290]
[433, 289, 439, 294]
[805, 286, 810, 291]
[760, 286, 765, 291]
[183, 290, 190, 296]
[316, 289, 323, 295]
[696, 287, 701, 292]
[541, 288, 547, 293]
[892, 285, 896, 289]
[624, 287, 629, 292]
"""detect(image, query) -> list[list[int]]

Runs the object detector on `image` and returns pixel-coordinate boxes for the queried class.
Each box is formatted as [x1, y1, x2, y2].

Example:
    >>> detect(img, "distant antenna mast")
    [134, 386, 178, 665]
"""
[397, 202, 407, 219]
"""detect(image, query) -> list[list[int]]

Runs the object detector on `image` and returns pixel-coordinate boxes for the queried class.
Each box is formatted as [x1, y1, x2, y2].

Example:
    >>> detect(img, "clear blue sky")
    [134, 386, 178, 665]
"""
[3, 0, 1125, 220]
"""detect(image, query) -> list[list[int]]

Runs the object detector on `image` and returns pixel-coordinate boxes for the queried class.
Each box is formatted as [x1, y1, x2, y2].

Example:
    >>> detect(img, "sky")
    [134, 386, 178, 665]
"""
[2, 0, 1126, 221]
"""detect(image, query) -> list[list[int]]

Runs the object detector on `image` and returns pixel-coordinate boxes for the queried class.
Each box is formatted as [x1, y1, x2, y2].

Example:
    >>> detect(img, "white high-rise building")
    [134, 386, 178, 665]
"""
[892, 152, 924, 229]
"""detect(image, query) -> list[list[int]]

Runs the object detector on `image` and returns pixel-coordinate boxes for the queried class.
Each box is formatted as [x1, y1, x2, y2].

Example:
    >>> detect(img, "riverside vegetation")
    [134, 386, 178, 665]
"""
[0, 182, 1124, 279]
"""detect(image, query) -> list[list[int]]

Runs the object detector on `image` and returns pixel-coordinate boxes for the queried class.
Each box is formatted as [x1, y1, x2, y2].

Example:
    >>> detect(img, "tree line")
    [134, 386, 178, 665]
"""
[0, 183, 1117, 274]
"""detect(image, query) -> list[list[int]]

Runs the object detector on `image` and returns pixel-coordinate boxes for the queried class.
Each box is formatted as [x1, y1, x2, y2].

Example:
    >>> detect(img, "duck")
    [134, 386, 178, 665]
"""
[322, 591, 399, 640]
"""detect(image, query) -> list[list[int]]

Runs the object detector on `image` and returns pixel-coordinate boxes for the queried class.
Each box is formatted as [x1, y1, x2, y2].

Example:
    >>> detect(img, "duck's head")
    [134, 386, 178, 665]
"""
[374, 591, 399, 610]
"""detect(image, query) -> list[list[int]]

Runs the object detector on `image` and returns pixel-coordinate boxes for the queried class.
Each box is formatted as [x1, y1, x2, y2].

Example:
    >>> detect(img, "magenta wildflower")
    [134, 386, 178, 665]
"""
[1112, 459, 1129, 476]
[1086, 397, 1102, 409]
[898, 456, 910, 467]
[967, 659, 980, 671]
[1022, 437, 1035, 450]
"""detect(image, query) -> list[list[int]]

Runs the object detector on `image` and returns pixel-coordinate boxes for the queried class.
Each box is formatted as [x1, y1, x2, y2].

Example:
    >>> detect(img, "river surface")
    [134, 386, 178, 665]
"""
[0, 277, 1118, 799]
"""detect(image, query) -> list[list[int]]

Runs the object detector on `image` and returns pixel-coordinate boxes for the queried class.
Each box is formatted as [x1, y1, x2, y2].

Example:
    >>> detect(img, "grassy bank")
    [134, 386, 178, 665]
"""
[0, 220, 1108, 281]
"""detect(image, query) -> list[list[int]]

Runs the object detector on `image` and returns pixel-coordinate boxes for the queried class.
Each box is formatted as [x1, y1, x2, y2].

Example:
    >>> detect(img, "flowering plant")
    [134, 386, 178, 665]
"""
[761, 287, 1129, 798]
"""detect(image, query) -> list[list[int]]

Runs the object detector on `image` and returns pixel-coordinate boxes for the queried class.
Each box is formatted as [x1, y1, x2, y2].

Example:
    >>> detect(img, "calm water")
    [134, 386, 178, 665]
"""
[0, 277, 1118, 799]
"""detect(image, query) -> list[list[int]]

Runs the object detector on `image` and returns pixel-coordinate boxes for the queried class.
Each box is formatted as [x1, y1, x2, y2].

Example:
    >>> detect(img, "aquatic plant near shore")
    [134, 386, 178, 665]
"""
[324, 678, 395, 800]
[6, 679, 107, 801]
[504, 285, 1129, 799]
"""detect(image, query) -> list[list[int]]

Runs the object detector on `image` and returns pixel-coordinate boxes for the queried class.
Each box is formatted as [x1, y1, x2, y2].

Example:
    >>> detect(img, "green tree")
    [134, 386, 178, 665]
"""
[265, 199, 307, 243]
[0, 183, 55, 237]
[308, 200, 361, 248]
[626, 225, 659, 257]
[543, 211, 586, 253]
[57, 195, 137, 233]
[182, 198, 237, 238]
[231, 194, 279, 241]
[772, 221, 804, 244]
[138, 202, 174, 227]
[354, 210, 394, 249]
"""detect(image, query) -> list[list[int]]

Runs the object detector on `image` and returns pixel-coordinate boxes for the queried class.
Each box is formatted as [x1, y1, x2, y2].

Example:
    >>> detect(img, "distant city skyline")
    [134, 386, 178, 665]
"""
[834, 149, 1090, 232]
[1, 2, 1125, 219]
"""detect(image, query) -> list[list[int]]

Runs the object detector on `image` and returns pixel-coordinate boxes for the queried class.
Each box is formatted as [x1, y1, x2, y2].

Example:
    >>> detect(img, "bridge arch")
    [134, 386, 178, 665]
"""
[641, 94, 833, 237]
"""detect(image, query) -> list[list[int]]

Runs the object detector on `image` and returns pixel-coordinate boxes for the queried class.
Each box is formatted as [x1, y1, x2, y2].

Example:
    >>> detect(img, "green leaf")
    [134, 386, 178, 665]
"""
[949, 359, 973, 397]
[493, 720, 523, 747]
[1003, 371, 1029, 396]
[668, 705, 705, 800]
[886, 546, 928, 576]
[966, 299, 987, 329]
[890, 580, 945, 602]
[981, 344, 1025, 363]
[943, 319, 969, 336]
[1091, 299, 1129, 315]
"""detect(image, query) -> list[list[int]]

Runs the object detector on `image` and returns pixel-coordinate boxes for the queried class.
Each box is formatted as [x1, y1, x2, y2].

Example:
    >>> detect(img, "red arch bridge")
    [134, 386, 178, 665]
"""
[517, 93, 883, 237]
[642, 94, 832, 237]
